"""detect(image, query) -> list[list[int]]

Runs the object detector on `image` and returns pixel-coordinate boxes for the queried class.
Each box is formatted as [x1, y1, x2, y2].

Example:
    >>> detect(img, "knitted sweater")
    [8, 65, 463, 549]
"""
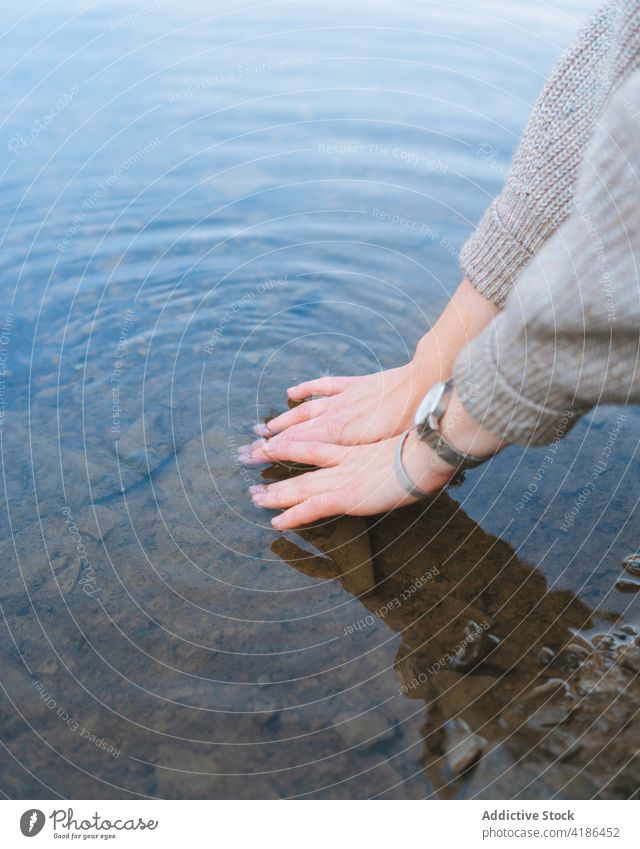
[454, 0, 640, 445]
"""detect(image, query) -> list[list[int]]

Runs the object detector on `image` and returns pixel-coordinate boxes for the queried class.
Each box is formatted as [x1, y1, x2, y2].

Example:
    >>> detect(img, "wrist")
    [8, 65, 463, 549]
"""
[412, 330, 437, 371]
[407, 333, 447, 420]
[440, 388, 503, 458]
[412, 277, 500, 377]
[411, 330, 452, 396]
[400, 428, 455, 492]
[399, 383, 505, 496]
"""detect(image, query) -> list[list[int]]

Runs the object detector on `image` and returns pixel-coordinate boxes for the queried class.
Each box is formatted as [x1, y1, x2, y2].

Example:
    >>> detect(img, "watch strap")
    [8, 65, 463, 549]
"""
[394, 429, 433, 499]
[421, 427, 487, 470]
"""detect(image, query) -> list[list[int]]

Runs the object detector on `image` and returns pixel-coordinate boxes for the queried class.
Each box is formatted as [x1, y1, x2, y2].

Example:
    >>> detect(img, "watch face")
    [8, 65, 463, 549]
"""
[414, 382, 446, 428]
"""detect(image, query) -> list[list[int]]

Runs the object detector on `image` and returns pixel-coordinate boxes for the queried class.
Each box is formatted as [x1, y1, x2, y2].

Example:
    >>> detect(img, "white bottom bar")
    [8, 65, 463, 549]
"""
[1, 799, 638, 848]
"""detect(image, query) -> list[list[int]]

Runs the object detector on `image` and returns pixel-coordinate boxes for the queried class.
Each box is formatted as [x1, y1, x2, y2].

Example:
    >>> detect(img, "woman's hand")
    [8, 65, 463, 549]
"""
[247, 432, 456, 530]
[241, 277, 499, 451]
[248, 359, 431, 447]
[245, 387, 505, 530]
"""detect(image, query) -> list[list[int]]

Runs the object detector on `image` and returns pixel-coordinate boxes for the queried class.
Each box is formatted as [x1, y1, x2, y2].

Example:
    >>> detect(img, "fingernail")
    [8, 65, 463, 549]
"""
[237, 444, 252, 454]
[238, 450, 263, 466]
[271, 516, 284, 529]
[240, 457, 264, 467]
[253, 424, 271, 437]
[249, 485, 266, 495]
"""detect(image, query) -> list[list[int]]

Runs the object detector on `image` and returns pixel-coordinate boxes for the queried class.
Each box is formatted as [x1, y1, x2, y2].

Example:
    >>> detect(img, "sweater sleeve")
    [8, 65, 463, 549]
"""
[453, 71, 640, 446]
[460, 0, 623, 306]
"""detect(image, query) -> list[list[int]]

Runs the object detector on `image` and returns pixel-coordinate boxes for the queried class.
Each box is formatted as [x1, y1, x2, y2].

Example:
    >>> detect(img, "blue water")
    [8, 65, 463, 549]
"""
[2, 0, 639, 800]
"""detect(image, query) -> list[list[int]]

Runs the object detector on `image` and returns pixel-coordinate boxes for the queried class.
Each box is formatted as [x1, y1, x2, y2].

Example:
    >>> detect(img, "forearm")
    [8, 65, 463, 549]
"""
[412, 277, 499, 379]
[399, 281, 505, 489]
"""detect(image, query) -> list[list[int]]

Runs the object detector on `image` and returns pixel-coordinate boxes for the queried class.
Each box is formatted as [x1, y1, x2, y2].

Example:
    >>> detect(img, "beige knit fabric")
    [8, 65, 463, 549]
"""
[460, 0, 640, 307]
[454, 68, 640, 445]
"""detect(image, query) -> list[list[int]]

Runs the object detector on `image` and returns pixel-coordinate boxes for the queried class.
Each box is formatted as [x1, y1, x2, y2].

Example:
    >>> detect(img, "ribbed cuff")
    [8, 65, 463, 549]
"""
[460, 189, 557, 308]
[452, 321, 580, 447]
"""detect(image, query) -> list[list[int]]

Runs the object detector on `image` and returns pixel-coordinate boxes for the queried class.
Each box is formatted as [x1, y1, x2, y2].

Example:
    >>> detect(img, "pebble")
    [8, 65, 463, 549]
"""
[449, 620, 499, 672]
[528, 702, 572, 730]
[559, 643, 590, 670]
[542, 729, 583, 763]
[618, 643, 640, 674]
[443, 717, 485, 776]
[35, 657, 59, 676]
[615, 578, 640, 593]
[49, 556, 80, 595]
[537, 646, 555, 667]
[622, 553, 640, 577]
[524, 678, 568, 701]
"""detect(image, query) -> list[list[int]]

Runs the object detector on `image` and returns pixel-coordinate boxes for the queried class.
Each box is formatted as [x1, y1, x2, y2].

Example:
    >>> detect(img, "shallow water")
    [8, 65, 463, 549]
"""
[2, 0, 640, 799]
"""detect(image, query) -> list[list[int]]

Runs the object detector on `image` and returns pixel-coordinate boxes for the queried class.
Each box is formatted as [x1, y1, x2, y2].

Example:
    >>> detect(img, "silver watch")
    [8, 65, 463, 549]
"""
[414, 379, 486, 470]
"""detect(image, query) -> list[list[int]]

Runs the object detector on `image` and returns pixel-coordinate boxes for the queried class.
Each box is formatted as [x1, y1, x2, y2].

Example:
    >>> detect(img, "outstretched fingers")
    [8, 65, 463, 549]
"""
[250, 469, 325, 509]
[250, 439, 345, 466]
[271, 494, 343, 529]
[253, 397, 328, 437]
[286, 375, 352, 401]
[250, 469, 345, 528]
[264, 417, 340, 446]
[237, 425, 343, 464]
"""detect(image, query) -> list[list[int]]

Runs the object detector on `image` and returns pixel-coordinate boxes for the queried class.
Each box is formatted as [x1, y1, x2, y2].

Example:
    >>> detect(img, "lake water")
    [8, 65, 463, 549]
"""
[2, 0, 640, 800]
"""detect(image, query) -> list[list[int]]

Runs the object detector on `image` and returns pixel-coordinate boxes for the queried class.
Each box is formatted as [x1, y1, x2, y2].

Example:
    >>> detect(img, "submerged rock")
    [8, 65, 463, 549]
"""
[539, 729, 583, 763]
[116, 411, 175, 478]
[449, 620, 499, 671]
[617, 642, 640, 674]
[621, 552, 640, 577]
[537, 646, 556, 667]
[49, 556, 81, 595]
[442, 718, 486, 776]
[502, 678, 574, 733]
[615, 577, 640, 593]
[334, 710, 399, 751]
[73, 503, 125, 541]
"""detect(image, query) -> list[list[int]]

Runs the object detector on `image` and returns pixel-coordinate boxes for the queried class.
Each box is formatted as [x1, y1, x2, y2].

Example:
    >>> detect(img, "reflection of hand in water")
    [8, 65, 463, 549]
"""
[271, 514, 376, 599]
[256, 457, 378, 596]
[272, 492, 640, 799]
